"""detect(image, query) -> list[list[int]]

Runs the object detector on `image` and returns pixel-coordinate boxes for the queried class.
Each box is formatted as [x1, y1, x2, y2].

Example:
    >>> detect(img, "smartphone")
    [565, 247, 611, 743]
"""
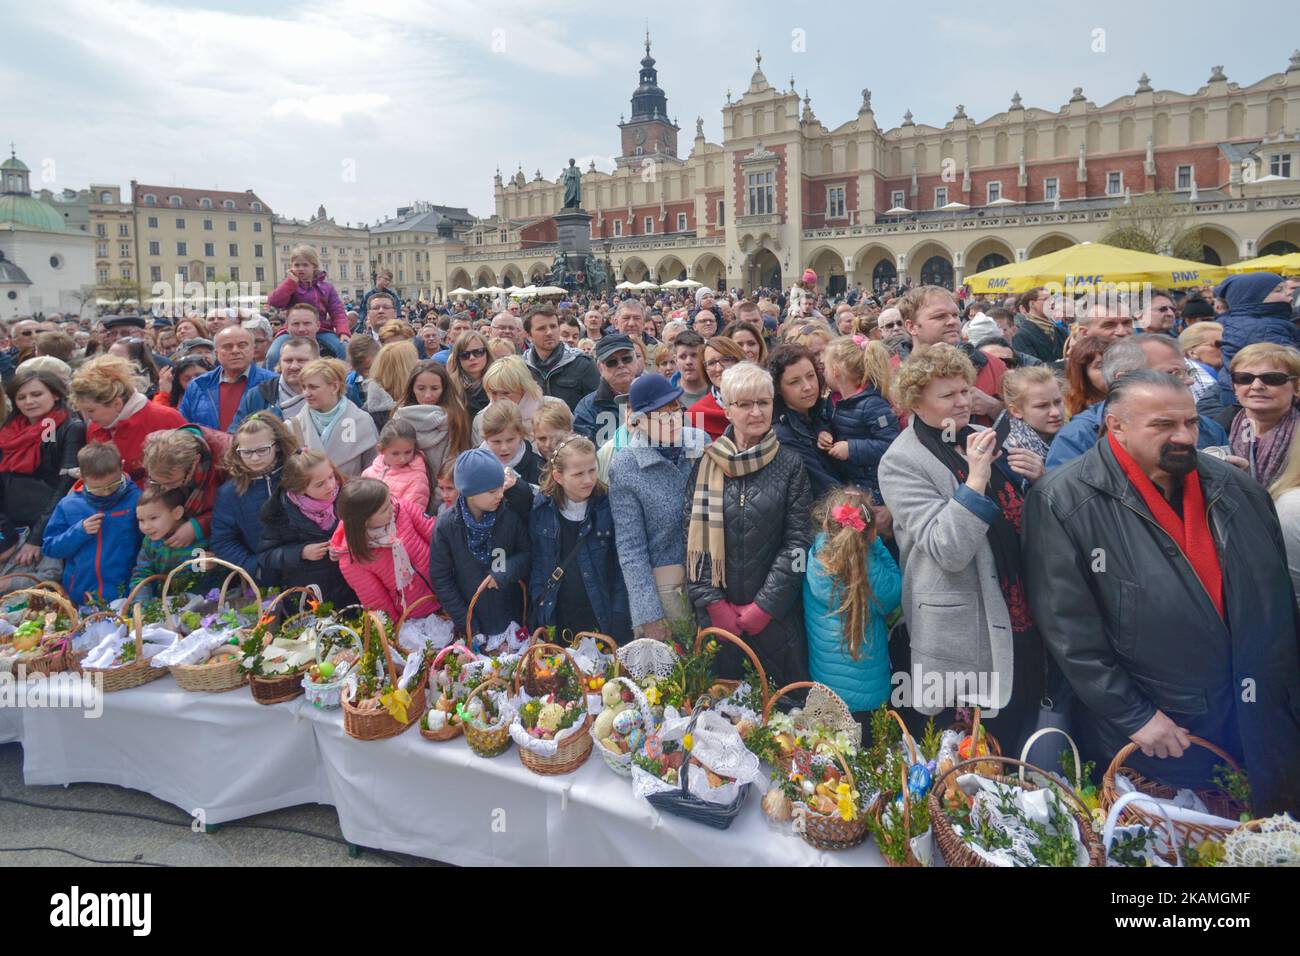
[992, 411, 1012, 450]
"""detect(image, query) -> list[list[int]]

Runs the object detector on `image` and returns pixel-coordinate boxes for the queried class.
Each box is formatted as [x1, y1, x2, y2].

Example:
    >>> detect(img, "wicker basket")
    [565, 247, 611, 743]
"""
[0, 587, 79, 676]
[465, 576, 527, 652]
[65, 608, 129, 671]
[73, 605, 170, 693]
[462, 677, 512, 757]
[870, 761, 927, 866]
[421, 643, 478, 742]
[246, 586, 323, 705]
[301, 622, 362, 710]
[1100, 735, 1247, 863]
[950, 707, 1002, 776]
[511, 642, 593, 775]
[342, 611, 429, 740]
[929, 755, 1105, 868]
[642, 702, 750, 829]
[793, 743, 871, 851]
[591, 675, 653, 777]
[762, 680, 861, 774]
[688, 626, 770, 714]
[165, 557, 260, 693]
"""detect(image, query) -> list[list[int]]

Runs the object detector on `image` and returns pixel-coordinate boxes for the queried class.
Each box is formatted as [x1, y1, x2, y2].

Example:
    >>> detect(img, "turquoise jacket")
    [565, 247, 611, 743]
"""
[802, 532, 902, 712]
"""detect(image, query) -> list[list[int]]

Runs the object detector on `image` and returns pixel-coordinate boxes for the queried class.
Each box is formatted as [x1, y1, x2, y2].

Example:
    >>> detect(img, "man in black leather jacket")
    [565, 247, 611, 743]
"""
[1024, 369, 1300, 814]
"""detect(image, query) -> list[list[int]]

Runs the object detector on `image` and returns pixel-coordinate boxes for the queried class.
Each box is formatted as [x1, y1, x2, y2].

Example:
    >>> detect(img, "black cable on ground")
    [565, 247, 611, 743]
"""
[0, 846, 172, 866]
[0, 792, 422, 867]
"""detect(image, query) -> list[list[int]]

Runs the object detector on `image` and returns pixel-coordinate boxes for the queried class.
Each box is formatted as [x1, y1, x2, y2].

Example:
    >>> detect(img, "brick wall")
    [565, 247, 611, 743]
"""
[802, 174, 859, 228]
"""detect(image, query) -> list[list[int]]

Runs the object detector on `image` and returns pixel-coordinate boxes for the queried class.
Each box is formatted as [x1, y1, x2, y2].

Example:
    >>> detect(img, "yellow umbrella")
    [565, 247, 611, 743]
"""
[965, 242, 1229, 294]
[1227, 253, 1300, 275]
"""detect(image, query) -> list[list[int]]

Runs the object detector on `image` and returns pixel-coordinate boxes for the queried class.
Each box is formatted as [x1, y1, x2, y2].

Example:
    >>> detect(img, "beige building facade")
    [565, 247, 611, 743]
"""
[131, 182, 274, 298]
[439, 44, 1300, 298]
[88, 184, 136, 295]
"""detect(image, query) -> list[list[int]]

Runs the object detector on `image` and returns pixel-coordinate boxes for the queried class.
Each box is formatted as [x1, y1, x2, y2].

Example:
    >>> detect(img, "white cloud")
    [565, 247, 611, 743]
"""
[268, 94, 392, 125]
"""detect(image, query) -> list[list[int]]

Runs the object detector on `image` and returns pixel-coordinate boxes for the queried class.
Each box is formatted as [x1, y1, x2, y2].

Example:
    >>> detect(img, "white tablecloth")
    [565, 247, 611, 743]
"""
[303, 706, 883, 867]
[21, 675, 331, 824]
[0, 701, 21, 743]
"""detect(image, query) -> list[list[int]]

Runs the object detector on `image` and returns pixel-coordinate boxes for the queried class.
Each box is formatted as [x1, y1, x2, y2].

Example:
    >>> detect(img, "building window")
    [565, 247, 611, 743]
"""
[1044, 178, 1059, 201]
[144, 194, 157, 205]
[204, 242, 214, 257]
[200, 198, 212, 209]
[169, 196, 181, 207]
[178, 265, 188, 281]
[252, 221, 262, 233]
[148, 240, 160, 256]
[1271, 153, 1293, 178]
[398, 270, 404, 282]
[987, 181, 1002, 204]
[96, 242, 108, 257]
[175, 218, 185, 229]
[251, 202, 262, 212]
[934, 186, 948, 207]
[228, 220, 237, 231]
[150, 266, 161, 282]
[1177, 165, 1193, 189]
[203, 218, 213, 231]
[121, 266, 131, 280]
[223, 199, 235, 210]
[254, 243, 263, 258]
[49, 255, 63, 270]
[645, 217, 654, 234]
[118, 223, 129, 237]
[891, 190, 906, 209]
[96, 223, 107, 238]
[230, 267, 240, 281]
[229, 243, 239, 257]
[1106, 171, 1123, 195]
[613, 219, 623, 237]
[718, 200, 725, 225]
[119, 243, 130, 258]
[826, 185, 846, 219]
[677, 213, 687, 231]
[98, 268, 109, 283]
[746, 170, 775, 215]
[256, 267, 265, 282]
[398, 251, 404, 264]
[99, 191, 112, 203]
[147, 216, 158, 228]
[206, 266, 216, 281]
[474, 233, 482, 245]
[499, 230, 507, 242]
[176, 241, 187, 256]
[282, 244, 290, 253]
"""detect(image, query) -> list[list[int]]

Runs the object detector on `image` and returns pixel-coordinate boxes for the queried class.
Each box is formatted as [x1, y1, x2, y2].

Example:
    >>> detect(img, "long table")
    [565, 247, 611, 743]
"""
[11, 676, 883, 866]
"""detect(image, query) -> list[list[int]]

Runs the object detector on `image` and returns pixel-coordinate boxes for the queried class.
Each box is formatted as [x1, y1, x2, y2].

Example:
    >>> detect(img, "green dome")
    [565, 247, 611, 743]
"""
[0, 194, 66, 232]
[0, 155, 29, 173]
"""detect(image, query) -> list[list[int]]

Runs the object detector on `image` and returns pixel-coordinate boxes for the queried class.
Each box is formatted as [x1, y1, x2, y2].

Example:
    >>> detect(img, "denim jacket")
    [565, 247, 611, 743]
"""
[528, 492, 631, 642]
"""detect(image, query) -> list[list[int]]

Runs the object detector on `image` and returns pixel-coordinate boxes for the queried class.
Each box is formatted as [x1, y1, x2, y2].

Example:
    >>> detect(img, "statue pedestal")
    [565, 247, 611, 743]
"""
[555, 209, 593, 257]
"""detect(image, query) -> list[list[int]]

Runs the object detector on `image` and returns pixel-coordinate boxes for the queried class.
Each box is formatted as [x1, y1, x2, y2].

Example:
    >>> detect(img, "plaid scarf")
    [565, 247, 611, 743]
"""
[686, 429, 780, 588]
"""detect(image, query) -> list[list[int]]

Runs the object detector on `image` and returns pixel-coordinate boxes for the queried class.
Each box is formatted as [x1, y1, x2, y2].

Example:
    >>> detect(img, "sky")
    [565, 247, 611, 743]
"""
[6, 0, 1296, 226]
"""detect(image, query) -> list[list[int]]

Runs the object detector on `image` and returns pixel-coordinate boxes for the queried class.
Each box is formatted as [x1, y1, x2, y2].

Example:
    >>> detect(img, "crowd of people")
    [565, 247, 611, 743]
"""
[3, 248, 1300, 814]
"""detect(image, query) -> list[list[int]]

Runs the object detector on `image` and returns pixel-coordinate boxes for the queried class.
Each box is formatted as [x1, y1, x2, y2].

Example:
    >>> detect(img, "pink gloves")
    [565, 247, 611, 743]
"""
[706, 601, 743, 635]
[735, 603, 772, 635]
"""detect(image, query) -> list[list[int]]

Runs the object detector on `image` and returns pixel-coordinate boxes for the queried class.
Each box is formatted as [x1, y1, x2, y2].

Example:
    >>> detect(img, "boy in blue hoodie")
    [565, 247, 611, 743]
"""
[41, 442, 142, 606]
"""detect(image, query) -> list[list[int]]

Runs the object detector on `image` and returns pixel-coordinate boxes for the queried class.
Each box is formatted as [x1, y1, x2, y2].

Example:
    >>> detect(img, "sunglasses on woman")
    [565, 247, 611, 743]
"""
[460, 347, 488, 360]
[1231, 371, 1296, 387]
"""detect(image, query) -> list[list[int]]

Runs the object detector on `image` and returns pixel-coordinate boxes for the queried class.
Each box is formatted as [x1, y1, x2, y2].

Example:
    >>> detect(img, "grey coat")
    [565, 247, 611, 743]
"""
[608, 427, 709, 628]
[877, 424, 1013, 714]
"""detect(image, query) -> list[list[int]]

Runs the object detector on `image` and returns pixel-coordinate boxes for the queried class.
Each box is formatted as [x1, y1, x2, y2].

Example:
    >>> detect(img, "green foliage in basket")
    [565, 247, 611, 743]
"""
[868, 790, 932, 865]
[1108, 826, 1160, 867]
[1211, 764, 1252, 821]
[728, 660, 765, 714]
[1181, 839, 1225, 867]
[659, 638, 720, 711]
[919, 717, 943, 763]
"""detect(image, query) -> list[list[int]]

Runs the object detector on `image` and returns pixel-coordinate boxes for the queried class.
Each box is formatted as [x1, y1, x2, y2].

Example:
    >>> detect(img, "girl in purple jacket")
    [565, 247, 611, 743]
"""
[266, 244, 350, 366]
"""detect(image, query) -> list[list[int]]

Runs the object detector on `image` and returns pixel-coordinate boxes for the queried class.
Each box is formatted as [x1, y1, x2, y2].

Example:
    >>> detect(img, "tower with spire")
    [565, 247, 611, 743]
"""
[618, 30, 679, 165]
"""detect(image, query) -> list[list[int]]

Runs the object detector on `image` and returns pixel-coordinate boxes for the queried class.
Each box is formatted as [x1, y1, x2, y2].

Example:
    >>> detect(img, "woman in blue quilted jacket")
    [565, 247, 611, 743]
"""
[802, 488, 901, 721]
[1215, 272, 1299, 406]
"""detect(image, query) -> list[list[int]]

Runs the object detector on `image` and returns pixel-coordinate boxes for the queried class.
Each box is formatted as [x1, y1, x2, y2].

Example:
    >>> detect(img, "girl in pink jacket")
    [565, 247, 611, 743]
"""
[266, 243, 349, 364]
[331, 478, 439, 623]
[362, 419, 430, 514]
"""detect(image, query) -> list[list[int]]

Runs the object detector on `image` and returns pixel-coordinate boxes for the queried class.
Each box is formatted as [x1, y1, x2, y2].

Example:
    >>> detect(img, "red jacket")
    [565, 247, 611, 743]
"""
[687, 390, 728, 441]
[331, 499, 439, 623]
[87, 400, 187, 486]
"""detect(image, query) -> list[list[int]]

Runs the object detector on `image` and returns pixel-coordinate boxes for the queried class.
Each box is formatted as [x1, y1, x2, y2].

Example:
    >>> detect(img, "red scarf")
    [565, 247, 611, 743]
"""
[1107, 432, 1223, 618]
[0, 408, 68, 475]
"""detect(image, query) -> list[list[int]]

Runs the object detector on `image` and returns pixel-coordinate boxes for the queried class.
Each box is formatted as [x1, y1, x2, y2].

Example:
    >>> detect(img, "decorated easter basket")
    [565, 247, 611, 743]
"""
[590, 675, 654, 777]
[949, 707, 1002, 776]
[637, 699, 755, 830]
[510, 642, 593, 776]
[464, 576, 527, 651]
[74, 605, 170, 693]
[687, 627, 770, 710]
[1100, 735, 1248, 864]
[461, 677, 513, 758]
[164, 557, 260, 692]
[0, 586, 79, 676]
[760, 680, 860, 775]
[793, 743, 872, 851]
[420, 642, 478, 742]
[929, 755, 1105, 868]
[301, 622, 362, 710]
[341, 611, 429, 741]
[241, 585, 325, 705]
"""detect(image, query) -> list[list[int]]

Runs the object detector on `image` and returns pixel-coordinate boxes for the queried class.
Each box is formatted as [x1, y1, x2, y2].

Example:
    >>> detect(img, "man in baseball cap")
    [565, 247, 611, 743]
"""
[573, 333, 640, 444]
